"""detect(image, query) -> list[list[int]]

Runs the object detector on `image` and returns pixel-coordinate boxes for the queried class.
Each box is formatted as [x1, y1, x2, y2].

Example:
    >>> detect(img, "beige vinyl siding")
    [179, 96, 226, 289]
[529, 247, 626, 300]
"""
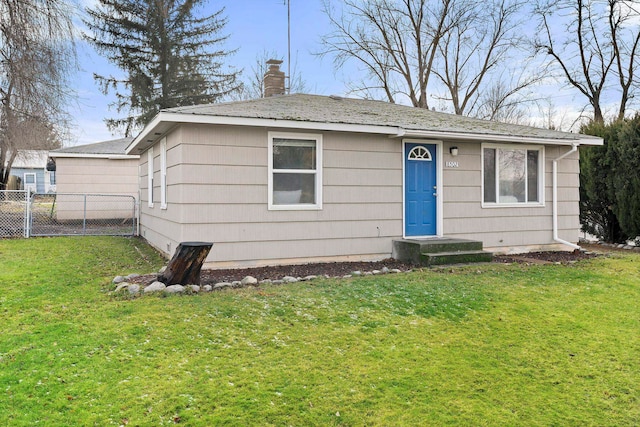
[442, 143, 580, 251]
[139, 131, 183, 254]
[54, 157, 139, 221]
[140, 124, 403, 264]
[55, 157, 138, 196]
[139, 123, 583, 265]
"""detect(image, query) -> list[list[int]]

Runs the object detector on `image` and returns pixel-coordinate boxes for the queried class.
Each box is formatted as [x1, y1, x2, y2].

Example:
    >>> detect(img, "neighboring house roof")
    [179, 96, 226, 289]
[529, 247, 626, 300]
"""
[50, 137, 139, 159]
[127, 94, 603, 154]
[10, 150, 49, 169]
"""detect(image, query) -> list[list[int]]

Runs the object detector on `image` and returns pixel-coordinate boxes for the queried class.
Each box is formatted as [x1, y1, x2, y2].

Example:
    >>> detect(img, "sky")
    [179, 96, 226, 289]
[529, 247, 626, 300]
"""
[69, 0, 627, 147]
[72, 0, 346, 146]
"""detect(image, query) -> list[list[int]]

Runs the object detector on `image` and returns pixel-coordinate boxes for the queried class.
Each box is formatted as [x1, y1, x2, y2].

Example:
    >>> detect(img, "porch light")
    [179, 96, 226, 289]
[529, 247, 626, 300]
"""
[449, 146, 459, 156]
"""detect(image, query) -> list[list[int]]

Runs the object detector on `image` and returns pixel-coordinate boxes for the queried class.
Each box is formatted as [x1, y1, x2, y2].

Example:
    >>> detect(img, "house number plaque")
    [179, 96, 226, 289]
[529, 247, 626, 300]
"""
[445, 161, 459, 168]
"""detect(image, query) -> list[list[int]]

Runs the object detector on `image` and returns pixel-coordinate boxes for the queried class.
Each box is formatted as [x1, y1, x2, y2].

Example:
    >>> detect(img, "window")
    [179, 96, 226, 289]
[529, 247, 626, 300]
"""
[160, 138, 167, 209]
[147, 146, 154, 208]
[49, 171, 56, 185]
[483, 145, 543, 205]
[408, 145, 432, 161]
[268, 132, 322, 210]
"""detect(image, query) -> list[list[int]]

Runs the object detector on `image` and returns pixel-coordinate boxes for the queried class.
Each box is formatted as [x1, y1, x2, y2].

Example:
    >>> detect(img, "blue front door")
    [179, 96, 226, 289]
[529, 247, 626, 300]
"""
[405, 143, 437, 236]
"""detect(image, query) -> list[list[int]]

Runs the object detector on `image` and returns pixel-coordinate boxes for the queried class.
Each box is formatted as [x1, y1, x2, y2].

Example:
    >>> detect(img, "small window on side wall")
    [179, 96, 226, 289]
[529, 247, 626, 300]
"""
[482, 144, 544, 206]
[268, 132, 322, 210]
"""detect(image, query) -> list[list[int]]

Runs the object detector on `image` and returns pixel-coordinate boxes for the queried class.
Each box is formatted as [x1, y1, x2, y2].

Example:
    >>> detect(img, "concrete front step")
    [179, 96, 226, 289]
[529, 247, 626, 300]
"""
[392, 238, 492, 266]
[421, 250, 493, 266]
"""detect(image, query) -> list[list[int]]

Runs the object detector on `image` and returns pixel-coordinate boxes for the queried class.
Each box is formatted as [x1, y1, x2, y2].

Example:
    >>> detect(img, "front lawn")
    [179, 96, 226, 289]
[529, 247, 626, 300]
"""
[1, 237, 638, 425]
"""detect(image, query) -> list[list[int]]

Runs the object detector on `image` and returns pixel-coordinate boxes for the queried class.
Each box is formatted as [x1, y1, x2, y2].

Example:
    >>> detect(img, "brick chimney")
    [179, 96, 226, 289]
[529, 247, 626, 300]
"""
[264, 59, 286, 97]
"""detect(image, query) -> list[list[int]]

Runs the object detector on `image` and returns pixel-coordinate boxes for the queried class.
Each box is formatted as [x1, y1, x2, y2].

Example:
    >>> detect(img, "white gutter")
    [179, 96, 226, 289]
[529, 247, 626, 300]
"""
[399, 128, 602, 146]
[552, 143, 581, 250]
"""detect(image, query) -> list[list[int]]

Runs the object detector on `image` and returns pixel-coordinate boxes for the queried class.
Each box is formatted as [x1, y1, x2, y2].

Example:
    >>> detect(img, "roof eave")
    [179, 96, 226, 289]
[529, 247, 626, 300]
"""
[49, 152, 139, 159]
[126, 111, 604, 153]
[401, 129, 603, 146]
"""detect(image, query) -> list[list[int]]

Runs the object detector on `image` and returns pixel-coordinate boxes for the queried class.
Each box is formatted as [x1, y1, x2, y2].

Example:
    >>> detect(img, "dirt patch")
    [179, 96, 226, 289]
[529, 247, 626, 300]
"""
[131, 258, 415, 286]
[128, 249, 600, 287]
[493, 249, 598, 265]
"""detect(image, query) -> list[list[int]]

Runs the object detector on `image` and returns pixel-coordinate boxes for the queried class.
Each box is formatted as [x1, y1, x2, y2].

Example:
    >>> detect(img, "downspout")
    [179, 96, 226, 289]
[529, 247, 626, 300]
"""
[552, 143, 581, 250]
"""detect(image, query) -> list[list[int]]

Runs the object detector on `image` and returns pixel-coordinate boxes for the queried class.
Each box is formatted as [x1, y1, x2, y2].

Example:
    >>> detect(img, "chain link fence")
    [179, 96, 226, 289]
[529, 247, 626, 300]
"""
[29, 193, 137, 237]
[0, 191, 137, 238]
[0, 190, 29, 238]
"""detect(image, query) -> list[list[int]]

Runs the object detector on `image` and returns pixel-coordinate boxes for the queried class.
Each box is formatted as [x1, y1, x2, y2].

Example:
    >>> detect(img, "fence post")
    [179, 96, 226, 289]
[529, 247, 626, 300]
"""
[132, 196, 137, 236]
[83, 194, 87, 235]
[24, 191, 31, 238]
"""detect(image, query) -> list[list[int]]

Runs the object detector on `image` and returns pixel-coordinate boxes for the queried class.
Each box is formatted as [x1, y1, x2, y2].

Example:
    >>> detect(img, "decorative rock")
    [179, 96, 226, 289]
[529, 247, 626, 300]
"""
[352, 271, 362, 276]
[113, 275, 126, 284]
[282, 276, 298, 283]
[126, 273, 140, 280]
[232, 281, 242, 287]
[144, 281, 166, 293]
[624, 245, 633, 250]
[128, 284, 140, 294]
[302, 275, 317, 281]
[241, 276, 258, 286]
[114, 283, 129, 292]
[390, 269, 402, 273]
[343, 274, 352, 279]
[165, 284, 186, 294]
[363, 271, 373, 276]
[202, 285, 212, 292]
[381, 267, 390, 273]
[272, 280, 284, 285]
[213, 282, 232, 289]
[372, 270, 381, 275]
[260, 279, 272, 284]
[187, 285, 200, 293]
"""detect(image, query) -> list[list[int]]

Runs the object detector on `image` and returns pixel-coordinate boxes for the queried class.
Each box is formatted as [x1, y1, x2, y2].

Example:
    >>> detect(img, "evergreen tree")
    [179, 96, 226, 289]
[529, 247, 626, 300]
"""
[85, 0, 241, 136]
[580, 121, 625, 243]
[580, 116, 640, 243]
[611, 115, 640, 240]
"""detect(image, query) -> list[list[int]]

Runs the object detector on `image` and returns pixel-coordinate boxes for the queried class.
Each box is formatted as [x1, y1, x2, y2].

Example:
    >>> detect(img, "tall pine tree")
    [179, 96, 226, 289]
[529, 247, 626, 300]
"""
[85, 0, 241, 135]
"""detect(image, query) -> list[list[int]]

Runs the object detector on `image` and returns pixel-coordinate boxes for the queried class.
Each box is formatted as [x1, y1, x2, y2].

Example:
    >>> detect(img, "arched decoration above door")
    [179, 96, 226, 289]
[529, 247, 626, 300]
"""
[407, 145, 432, 161]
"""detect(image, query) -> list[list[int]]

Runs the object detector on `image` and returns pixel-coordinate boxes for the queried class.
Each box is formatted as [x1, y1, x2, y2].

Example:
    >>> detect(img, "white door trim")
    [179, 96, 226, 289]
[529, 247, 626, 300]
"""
[401, 139, 444, 239]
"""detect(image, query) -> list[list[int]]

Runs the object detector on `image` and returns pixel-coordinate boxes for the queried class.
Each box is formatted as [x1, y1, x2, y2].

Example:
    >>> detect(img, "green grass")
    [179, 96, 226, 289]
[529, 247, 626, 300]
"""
[1, 237, 639, 426]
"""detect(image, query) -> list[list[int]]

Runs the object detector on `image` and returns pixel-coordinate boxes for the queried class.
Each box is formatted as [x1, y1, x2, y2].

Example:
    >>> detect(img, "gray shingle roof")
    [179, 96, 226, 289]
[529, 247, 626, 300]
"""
[165, 94, 598, 143]
[52, 137, 134, 156]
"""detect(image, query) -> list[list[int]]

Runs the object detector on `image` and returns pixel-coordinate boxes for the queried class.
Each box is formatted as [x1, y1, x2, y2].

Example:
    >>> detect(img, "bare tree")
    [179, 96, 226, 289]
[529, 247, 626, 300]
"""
[432, 0, 533, 116]
[0, 0, 73, 189]
[233, 50, 308, 100]
[320, 0, 534, 118]
[533, 0, 640, 123]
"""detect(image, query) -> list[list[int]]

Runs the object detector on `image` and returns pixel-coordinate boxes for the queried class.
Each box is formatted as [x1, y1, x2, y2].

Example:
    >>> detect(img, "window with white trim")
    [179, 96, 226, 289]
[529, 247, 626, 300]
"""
[268, 132, 322, 210]
[160, 138, 167, 209]
[147, 146, 154, 208]
[482, 144, 544, 205]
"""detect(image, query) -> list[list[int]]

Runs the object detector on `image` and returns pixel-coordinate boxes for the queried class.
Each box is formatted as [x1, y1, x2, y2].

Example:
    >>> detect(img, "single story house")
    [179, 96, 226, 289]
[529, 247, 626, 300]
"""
[49, 137, 139, 221]
[9, 150, 56, 193]
[126, 93, 602, 268]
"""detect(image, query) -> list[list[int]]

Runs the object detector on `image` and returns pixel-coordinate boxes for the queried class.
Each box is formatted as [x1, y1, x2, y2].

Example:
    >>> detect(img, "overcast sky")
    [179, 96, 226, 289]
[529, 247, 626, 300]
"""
[72, 0, 346, 146]
[70, 0, 621, 147]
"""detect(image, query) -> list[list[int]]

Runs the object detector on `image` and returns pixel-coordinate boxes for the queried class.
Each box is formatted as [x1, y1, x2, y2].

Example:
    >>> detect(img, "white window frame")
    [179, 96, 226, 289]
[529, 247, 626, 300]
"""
[160, 138, 167, 209]
[23, 172, 37, 193]
[481, 143, 545, 207]
[147, 146, 154, 208]
[268, 131, 322, 210]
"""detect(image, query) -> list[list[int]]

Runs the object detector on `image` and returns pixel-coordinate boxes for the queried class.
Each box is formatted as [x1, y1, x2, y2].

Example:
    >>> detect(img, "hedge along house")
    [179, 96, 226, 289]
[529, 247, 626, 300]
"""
[126, 88, 602, 268]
